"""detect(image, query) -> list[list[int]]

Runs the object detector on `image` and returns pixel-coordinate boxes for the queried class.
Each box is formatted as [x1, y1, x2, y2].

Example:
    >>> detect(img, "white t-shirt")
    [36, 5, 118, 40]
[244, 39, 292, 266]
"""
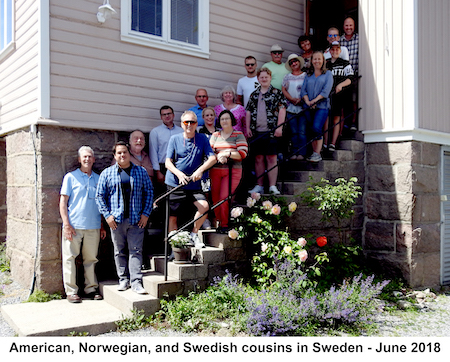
[324, 45, 349, 61]
[237, 76, 260, 108]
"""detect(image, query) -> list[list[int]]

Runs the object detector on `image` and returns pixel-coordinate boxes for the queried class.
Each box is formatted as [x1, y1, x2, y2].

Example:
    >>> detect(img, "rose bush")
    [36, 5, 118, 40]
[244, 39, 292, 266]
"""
[228, 193, 327, 286]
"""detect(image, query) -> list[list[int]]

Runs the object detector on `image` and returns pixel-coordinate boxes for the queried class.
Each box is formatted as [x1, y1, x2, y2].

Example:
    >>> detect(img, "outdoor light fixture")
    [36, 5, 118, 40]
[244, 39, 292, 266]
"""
[97, 0, 116, 23]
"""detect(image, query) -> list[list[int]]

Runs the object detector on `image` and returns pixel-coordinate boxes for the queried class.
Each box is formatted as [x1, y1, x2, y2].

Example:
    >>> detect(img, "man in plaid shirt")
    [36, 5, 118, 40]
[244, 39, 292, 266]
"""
[340, 16, 359, 131]
[96, 141, 153, 294]
[340, 16, 359, 74]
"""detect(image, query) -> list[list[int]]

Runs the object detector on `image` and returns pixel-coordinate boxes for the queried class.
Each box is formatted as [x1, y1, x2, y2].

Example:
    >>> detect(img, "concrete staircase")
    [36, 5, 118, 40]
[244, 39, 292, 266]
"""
[1, 231, 243, 336]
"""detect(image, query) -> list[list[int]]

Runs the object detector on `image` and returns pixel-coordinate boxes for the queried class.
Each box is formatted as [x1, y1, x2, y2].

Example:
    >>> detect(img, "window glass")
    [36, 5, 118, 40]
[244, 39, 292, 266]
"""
[171, 0, 198, 45]
[132, 0, 162, 37]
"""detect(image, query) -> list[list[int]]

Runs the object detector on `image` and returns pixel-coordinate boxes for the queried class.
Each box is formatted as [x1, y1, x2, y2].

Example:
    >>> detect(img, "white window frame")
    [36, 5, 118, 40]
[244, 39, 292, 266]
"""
[121, 0, 210, 59]
[0, 0, 15, 61]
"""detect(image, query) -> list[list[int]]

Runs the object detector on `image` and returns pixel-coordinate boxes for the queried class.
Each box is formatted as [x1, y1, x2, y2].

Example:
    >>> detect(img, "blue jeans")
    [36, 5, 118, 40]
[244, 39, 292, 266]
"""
[110, 218, 144, 287]
[304, 108, 329, 140]
[287, 112, 307, 156]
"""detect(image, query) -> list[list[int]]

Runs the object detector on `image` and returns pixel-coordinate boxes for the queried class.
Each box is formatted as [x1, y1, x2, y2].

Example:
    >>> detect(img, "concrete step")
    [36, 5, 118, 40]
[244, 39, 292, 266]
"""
[1, 299, 124, 336]
[99, 280, 161, 316]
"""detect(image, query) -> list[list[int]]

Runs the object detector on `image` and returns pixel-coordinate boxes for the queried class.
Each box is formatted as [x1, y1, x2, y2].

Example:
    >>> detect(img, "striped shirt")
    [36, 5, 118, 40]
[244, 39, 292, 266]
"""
[210, 130, 248, 169]
[95, 163, 153, 225]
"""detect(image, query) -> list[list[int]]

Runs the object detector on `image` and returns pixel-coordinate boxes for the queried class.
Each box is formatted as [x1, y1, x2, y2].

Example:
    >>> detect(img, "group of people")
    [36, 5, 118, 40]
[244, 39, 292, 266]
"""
[59, 16, 359, 303]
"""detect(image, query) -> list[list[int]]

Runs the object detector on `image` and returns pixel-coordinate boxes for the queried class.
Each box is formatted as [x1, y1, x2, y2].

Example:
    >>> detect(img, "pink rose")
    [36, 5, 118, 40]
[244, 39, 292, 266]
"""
[251, 192, 261, 201]
[262, 200, 273, 210]
[271, 204, 281, 215]
[297, 237, 307, 247]
[228, 229, 239, 240]
[299, 250, 308, 262]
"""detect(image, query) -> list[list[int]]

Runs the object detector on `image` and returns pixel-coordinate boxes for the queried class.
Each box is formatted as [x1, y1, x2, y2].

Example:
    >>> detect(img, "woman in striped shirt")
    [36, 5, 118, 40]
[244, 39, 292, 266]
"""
[209, 110, 248, 232]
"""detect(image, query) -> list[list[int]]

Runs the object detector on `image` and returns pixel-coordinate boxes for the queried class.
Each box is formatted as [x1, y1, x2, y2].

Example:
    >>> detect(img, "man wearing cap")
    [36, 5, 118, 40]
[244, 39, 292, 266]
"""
[282, 54, 307, 160]
[262, 44, 290, 90]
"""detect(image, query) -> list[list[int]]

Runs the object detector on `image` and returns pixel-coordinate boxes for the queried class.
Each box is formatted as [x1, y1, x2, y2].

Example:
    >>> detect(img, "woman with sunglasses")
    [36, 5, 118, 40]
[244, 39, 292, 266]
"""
[282, 54, 307, 160]
[300, 51, 333, 163]
[209, 110, 248, 232]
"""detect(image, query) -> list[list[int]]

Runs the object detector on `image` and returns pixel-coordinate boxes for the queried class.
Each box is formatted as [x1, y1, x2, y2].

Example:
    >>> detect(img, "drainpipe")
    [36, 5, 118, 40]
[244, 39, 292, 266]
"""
[28, 123, 39, 298]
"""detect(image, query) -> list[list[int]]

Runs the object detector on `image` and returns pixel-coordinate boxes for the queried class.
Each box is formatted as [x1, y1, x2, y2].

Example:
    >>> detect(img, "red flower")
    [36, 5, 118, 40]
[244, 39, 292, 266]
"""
[316, 236, 327, 247]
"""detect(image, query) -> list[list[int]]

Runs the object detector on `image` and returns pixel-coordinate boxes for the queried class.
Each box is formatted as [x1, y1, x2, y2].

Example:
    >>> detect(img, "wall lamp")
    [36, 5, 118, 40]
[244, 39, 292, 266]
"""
[97, 0, 117, 23]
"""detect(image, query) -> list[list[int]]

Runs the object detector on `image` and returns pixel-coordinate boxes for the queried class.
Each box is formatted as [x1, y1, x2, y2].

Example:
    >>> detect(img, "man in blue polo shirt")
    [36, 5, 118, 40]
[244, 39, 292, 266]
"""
[165, 110, 216, 248]
[60, 146, 106, 303]
[188, 89, 209, 126]
[96, 141, 153, 294]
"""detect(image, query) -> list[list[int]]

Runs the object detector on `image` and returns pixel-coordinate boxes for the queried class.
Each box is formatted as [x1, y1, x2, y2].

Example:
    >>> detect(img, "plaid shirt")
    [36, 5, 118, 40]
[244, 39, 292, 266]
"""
[340, 32, 359, 73]
[96, 163, 153, 225]
[246, 85, 287, 133]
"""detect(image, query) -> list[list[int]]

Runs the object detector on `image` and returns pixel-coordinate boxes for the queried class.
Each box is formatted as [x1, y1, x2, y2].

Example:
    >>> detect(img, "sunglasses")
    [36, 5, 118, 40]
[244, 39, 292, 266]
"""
[245, 63, 256, 66]
[289, 59, 299, 65]
[328, 34, 339, 38]
[183, 121, 197, 125]
[271, 51, 283, 55]
[196, 95, 207, 98]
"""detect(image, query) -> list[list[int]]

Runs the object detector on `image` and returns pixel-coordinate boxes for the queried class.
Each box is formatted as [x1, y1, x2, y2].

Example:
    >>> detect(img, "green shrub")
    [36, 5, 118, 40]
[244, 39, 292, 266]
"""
[26, 290, 62, 303]
[0, 242, 10, 273]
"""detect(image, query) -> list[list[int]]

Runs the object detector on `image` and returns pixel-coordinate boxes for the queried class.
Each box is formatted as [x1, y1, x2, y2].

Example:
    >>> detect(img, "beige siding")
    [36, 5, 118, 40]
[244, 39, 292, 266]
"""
[47, 0, 305, 132]
[0, 0, 40, 133]
[417, 0, 450, 133]
[359, 0, 415, 133]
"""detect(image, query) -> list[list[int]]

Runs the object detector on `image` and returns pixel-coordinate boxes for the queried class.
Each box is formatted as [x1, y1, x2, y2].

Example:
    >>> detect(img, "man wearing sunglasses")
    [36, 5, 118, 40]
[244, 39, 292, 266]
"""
[324, 27, 349, 61]
[165, 111, 216, 248]
[237, 55, 260, 108]
[262, 44, 290, 91]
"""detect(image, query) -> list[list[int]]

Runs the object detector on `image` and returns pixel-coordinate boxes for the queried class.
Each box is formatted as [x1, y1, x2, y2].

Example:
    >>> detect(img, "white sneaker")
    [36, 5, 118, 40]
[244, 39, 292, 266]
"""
[269, 185, 281, 195]
[117, 280, 130, 291]
[307, 152, 322, 162]
[190, 232, 205, 248]
[249, 184, 264, 194]
[201, 219, 212, 230]
[132, 283, 147, 295]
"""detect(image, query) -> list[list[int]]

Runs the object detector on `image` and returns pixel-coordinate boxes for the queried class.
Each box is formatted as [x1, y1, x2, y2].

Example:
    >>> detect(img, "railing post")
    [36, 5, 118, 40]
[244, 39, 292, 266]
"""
[164, 192, 169, 281]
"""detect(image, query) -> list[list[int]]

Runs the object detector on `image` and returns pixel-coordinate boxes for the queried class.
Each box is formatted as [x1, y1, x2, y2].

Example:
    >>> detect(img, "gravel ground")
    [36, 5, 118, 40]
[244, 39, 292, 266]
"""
[1, 270, 450, 337]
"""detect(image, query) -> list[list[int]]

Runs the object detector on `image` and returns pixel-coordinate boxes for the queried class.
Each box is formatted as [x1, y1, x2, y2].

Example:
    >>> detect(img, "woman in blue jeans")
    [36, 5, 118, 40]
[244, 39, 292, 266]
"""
[300, 51, 333, 162]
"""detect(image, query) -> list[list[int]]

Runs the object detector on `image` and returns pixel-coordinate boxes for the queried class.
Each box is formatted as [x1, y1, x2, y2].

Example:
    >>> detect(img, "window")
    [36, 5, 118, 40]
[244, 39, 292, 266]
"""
[0, 0, 14, 60]
[121, 0, 209, 58]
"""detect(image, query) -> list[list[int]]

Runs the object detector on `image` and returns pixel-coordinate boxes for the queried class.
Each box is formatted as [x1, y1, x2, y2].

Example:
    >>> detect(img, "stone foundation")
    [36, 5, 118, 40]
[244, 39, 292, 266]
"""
[6, 125, 116, 293]
[364, 141, 441, 288]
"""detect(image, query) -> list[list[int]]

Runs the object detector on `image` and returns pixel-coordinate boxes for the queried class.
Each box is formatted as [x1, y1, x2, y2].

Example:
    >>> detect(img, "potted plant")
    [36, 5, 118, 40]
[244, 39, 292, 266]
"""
[169, 230, 192, 263]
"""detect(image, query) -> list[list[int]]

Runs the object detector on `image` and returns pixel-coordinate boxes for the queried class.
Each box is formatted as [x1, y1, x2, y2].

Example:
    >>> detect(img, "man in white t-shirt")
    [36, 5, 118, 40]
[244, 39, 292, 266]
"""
[236, 55, 260, 108]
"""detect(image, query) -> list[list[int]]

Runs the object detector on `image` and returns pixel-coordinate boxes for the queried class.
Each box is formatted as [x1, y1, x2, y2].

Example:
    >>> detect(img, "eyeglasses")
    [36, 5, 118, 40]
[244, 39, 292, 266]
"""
[161, 112, 173, 117]
[196, 95, 208, 98]
[183, 121, 197, 125]
[328, 34, 339, 38]
[289, 59, 299, 65]
[271, 51, 283, 55]
[245, 63, 256, 66]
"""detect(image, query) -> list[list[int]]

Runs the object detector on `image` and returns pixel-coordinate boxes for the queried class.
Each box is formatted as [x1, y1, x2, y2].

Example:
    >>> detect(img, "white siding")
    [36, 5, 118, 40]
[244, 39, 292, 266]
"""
[45, 0, 305, 133]
[0, 0, 40, 133]
[359, 0, 416, 133]
[417, 0, 450, 133]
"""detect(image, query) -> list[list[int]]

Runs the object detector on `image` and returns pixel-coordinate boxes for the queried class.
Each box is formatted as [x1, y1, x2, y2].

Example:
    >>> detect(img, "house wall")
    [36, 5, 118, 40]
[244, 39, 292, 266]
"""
[416, 0, 450, 133]
[46, 0, 305, 133]
[0, 0, 40, 132]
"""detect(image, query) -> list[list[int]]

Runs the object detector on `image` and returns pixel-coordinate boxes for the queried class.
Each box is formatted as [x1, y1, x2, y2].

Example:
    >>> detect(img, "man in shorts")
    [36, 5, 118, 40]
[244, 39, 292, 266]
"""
[165, 110, 217, 248]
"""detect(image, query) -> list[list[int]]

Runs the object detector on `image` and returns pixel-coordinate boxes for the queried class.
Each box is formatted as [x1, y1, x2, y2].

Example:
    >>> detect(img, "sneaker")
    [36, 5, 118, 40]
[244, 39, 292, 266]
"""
[249, 184, 264, 194]
[201, 219, 212, 230]
[190, 232, 205, 248]
[269, 185, 281, 195]
[307, 152, 322, 163]
[117, 280, 130, 291]
[329, 144, 336, 152]
[132, 283, 147, 295]
[297, 155, 305, 161]
[67, 294, 82, 303]
[350, 125, 357, 132]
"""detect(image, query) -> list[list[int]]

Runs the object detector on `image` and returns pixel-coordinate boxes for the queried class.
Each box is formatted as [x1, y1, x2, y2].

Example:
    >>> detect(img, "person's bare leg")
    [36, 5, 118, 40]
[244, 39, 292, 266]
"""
[192, 200, 209, 233]
[168, 216, 177, 233]
[254, 155, 265, 186]
[266, 155, 278, 187]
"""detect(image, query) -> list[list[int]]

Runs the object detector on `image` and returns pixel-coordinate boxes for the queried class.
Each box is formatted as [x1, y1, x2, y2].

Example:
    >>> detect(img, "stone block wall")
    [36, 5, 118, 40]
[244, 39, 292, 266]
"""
[0, 138, 6, 241]
[6, 125, 117, 293]
[364, 141, 441, 288]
